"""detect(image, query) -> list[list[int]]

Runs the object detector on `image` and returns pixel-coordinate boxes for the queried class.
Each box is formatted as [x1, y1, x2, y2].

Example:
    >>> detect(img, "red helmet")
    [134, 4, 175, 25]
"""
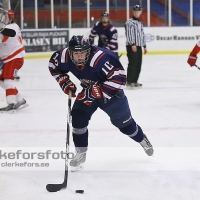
[7, 9, 14, 19]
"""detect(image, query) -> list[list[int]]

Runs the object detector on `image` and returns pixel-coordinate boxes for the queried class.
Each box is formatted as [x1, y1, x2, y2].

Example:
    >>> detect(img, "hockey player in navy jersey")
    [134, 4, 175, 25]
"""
[48, 35, 153, 172]
[89, 12, 118, 57]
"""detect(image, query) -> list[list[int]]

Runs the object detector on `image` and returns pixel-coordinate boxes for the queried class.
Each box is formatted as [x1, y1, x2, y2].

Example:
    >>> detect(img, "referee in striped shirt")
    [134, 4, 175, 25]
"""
[125, 5, 147, 88]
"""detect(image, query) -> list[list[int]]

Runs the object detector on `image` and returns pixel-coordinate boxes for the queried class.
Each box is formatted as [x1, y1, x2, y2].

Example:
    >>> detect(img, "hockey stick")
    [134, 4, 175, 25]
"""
[13, 0, 20, 13]
[194, 64, 200, 70]
[46, 90, 72, 192]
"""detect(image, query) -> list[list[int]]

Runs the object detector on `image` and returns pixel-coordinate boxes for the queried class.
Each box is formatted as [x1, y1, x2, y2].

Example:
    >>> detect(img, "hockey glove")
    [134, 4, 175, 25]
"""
[187, 44, 200, 67]
[187, 55, 197, 67]
[77, 85, 103, 106]
[0, 59, 4, 70]
[56, 75, 76, 97]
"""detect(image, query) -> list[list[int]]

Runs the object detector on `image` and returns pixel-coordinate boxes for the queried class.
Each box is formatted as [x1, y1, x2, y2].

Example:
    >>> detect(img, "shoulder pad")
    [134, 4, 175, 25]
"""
[89, 49, 106, 68]
[110, 26, 117, 32]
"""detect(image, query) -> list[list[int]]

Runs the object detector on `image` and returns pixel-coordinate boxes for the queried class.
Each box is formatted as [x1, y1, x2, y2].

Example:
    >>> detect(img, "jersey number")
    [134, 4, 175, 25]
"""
[102, 61, 114, 75]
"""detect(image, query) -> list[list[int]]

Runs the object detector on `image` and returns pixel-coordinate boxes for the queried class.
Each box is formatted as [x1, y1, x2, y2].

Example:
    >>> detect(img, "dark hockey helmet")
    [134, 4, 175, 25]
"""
[101, 12, 109, 26]
[101, 11, 109, 17]
[68, 35, 91, 66]
[133, 4, 142, 11]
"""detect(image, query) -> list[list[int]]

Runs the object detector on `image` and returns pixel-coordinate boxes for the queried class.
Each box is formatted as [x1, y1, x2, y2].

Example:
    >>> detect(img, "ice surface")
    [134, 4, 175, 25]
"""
[0, 54, 200, 200]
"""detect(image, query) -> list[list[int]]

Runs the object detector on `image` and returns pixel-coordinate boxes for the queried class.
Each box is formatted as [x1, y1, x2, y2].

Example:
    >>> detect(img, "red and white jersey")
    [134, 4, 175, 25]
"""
[0, 23, 25, 63]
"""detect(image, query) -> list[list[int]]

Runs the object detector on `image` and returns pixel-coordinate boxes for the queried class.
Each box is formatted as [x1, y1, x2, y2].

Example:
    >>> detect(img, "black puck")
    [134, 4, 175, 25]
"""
[75, 190, 84, 194]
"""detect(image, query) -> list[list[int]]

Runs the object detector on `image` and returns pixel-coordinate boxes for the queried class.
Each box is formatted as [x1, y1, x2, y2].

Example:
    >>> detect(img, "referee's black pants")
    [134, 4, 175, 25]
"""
[126, 46, 142, 84]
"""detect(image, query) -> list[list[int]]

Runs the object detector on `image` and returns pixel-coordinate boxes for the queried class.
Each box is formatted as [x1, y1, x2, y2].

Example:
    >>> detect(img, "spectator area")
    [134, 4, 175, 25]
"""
[14, 0, 200, 27]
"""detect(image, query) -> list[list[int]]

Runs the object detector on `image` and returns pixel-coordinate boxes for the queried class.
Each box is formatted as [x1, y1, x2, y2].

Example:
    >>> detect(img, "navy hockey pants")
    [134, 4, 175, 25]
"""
[71, 90, 144, 151]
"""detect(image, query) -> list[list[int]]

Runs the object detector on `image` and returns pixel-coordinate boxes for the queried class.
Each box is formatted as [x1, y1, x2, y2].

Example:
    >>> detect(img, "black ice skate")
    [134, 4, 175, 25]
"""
[134, 83, 142, 87]
[0, 99, 28, 113]
[140, 134, 154, 156]
[70, 148, 87, 172]
[126, 82, 137, 89]
[13, 98, 27, 110]
[0, 103, 15, 113]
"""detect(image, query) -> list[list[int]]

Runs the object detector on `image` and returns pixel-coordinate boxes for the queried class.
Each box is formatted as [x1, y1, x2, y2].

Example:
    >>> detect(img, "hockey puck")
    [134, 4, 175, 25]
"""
[75, 190, 84, 194]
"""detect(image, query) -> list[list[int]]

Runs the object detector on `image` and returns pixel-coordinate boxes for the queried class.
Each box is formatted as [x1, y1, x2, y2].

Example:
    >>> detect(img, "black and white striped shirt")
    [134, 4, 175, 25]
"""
[125, 17, 146, 47]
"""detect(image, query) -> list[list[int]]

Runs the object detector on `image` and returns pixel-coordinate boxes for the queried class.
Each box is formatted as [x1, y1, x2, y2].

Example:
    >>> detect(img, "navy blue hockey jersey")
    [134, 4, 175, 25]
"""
[89, 22, 118, 53]
[49, 46, 126, 99]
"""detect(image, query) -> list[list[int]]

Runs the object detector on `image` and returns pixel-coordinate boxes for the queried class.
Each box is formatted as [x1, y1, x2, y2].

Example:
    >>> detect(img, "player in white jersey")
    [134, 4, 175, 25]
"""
[0, 9, 27, 112]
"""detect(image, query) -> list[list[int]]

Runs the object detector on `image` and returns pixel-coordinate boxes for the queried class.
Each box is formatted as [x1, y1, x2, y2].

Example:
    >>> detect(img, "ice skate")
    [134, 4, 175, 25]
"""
[13, 98, 28, 110]
[0, 103, 16, 113]
[0, 99, 28, 113]
[126, 82, 138, 89]
[140, 134, 154, 156]
[70, 148, 87, 172]
[134, 83, 142, 87]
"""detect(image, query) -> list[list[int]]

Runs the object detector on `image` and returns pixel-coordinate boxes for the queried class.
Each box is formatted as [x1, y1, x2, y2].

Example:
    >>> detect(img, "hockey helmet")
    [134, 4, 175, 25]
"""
[133, 5, 142, 11]
[7, 9, 14, 19]
[101, 11, 109, 26]
[68, 35, 91, 66]
[101, 11, 109, 17]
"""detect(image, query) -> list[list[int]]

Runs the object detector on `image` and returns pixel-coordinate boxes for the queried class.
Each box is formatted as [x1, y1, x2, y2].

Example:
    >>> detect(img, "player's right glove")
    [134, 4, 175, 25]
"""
[187, 44, 200, 67]
[56, 74, 76, 97]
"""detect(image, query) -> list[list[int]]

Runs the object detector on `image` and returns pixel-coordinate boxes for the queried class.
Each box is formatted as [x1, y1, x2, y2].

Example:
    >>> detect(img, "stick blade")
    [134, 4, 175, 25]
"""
[1, 28, 16, 37]
[46, 183, 63, 192]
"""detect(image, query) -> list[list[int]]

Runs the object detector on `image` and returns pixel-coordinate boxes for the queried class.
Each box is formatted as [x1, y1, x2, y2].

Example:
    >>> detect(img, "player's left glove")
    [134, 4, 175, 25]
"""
[187, 44, 200, 67]
[77, 84, 103, 106]
[187, 55, 197, 67]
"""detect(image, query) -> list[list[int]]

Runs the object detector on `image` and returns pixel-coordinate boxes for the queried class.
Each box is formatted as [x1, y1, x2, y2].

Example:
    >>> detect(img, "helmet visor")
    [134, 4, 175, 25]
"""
[69, 48, 91, 66]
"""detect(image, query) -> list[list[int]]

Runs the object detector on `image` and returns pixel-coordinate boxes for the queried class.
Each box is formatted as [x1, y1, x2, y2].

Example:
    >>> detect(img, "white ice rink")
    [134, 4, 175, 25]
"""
[1, 54, 200, 200]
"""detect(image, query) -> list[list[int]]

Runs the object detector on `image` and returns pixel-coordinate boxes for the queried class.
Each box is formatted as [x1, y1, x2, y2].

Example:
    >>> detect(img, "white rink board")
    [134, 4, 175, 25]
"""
[70, 27, 200, 54]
